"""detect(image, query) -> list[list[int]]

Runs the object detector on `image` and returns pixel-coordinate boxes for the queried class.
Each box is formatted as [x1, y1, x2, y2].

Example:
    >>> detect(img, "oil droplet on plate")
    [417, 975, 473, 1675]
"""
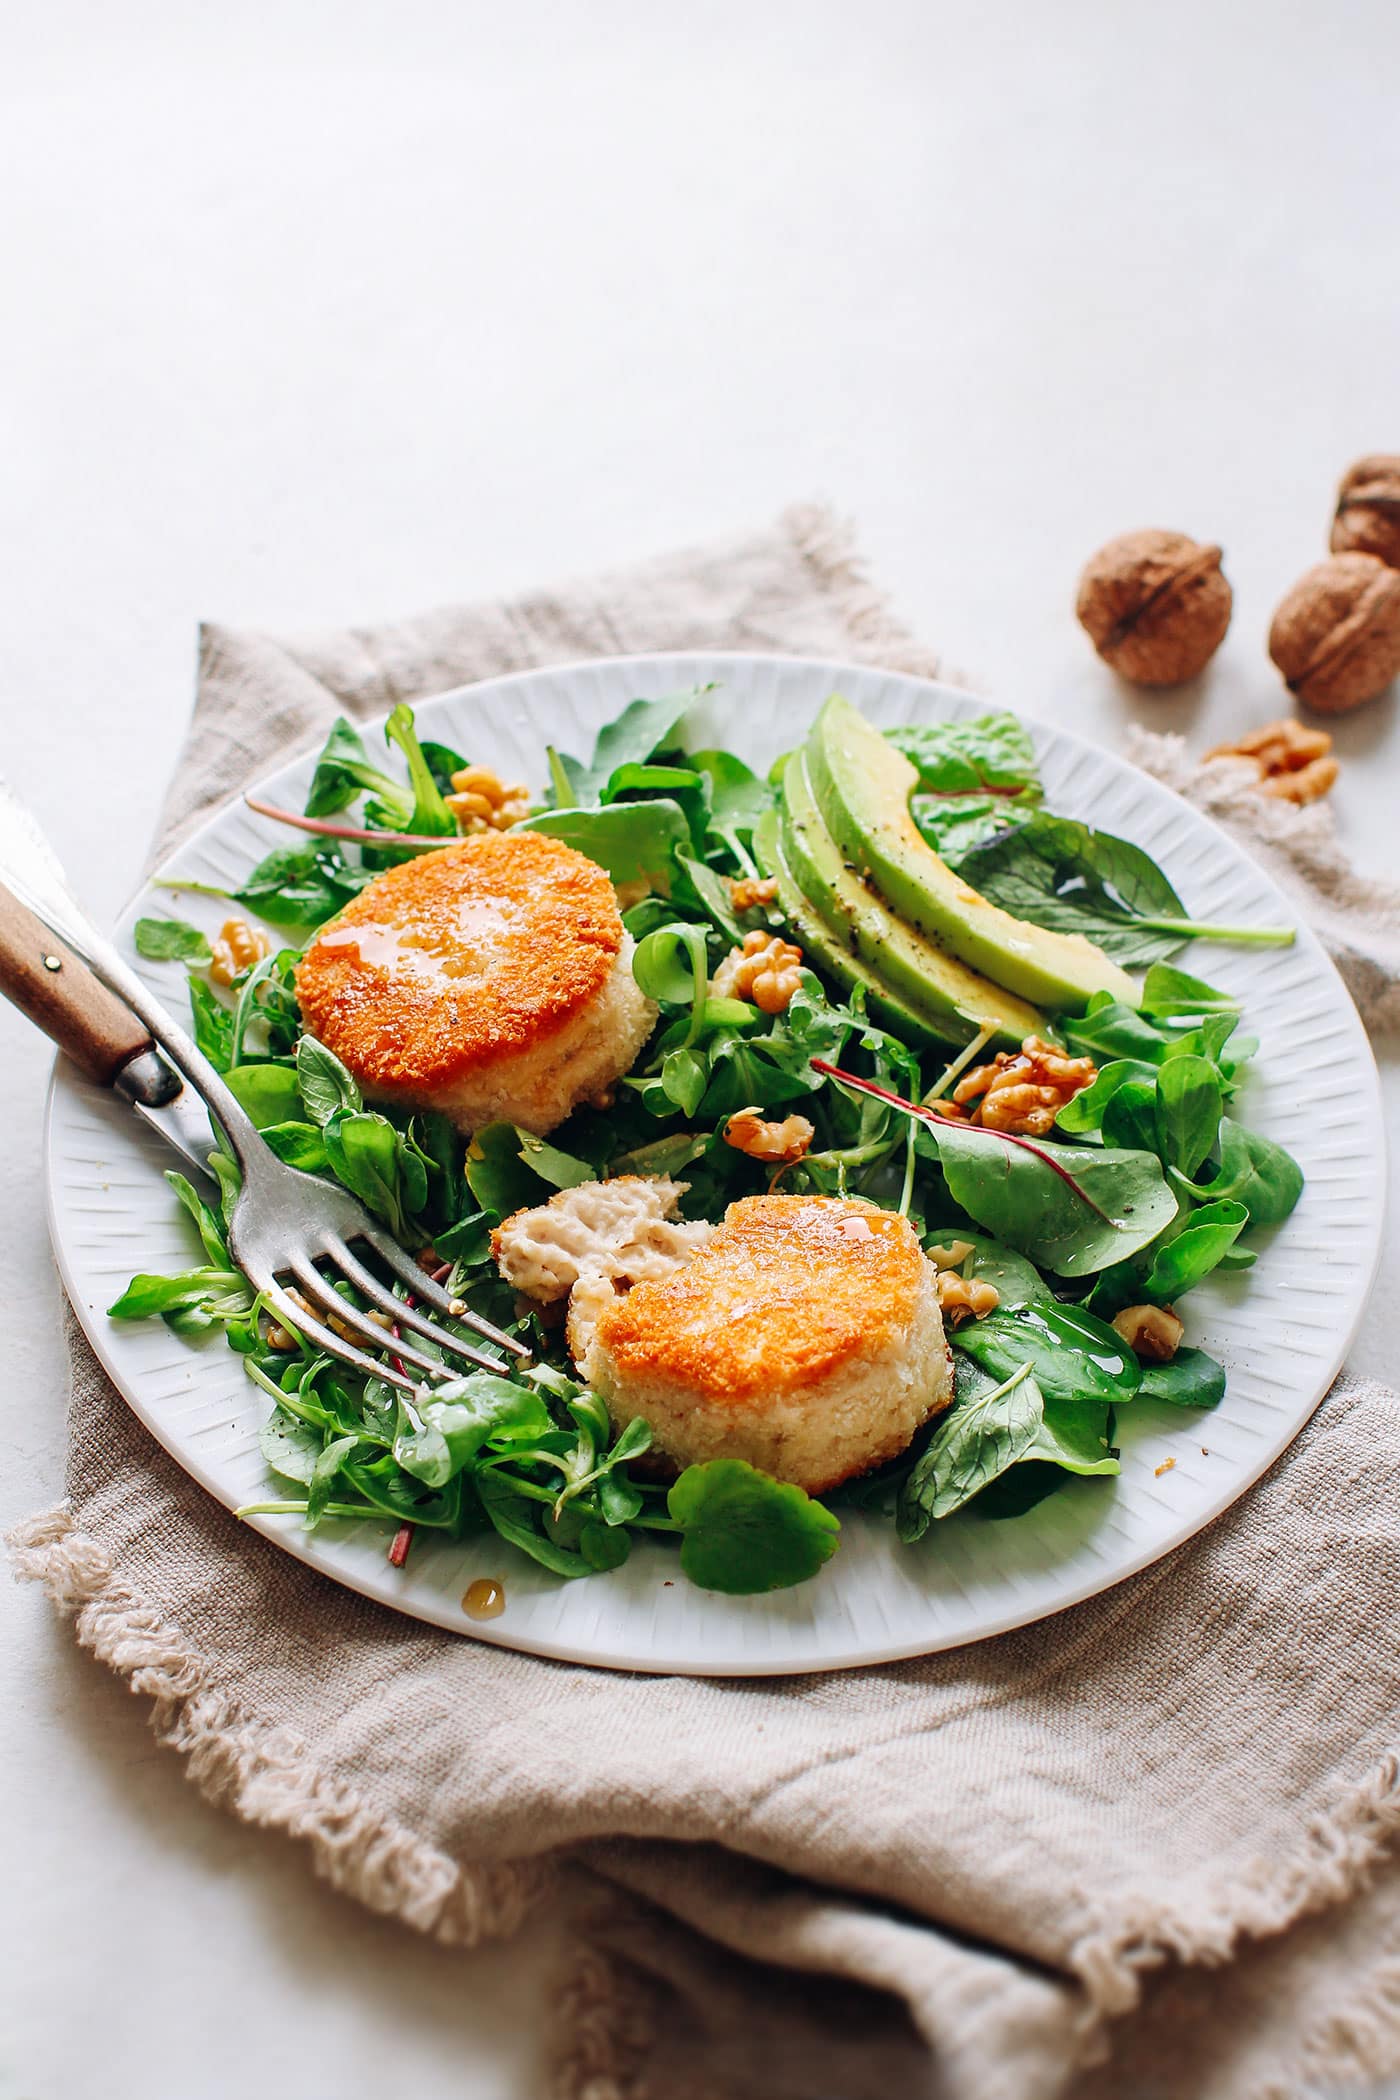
[463, 1577, 506, 1620]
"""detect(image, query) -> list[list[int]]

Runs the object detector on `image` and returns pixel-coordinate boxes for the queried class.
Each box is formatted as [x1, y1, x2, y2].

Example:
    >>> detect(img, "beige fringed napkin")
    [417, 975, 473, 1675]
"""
[13, 508, 1400, 2100]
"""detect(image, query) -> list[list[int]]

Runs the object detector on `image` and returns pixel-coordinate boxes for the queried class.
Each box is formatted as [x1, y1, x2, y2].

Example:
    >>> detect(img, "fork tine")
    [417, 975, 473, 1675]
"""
[325, 1238, 517, 1374]
[259, 1279, 419, 1395]
[284, 1255, 478, 1384]
[350, 1219, 529, 1358]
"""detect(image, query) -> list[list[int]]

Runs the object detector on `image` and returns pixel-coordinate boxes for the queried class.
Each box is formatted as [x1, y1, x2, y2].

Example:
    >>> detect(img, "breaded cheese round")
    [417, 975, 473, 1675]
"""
[294, 833, 656, 1135]
[581, 1193, 952, 1493]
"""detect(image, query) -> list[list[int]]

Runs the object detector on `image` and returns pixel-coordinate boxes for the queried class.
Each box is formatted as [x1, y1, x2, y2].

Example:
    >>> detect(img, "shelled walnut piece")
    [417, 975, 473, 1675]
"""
[445, 765, 532, 834]
[935, 1271, 1001, 1328]
[713, 929, 805, 1014]
[930, 1035, 1097, 1137]
[723, 1109, 815, 1164]
[727, 874, 778, 913]
[1112, 1303, 1183, 1362]
[209, 917, 270, 986]
[1204, 718, 1339, 805]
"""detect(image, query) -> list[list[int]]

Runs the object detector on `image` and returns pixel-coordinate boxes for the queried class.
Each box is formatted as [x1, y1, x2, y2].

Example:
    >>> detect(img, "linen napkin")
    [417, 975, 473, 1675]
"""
[13, 506, 1400, 2100]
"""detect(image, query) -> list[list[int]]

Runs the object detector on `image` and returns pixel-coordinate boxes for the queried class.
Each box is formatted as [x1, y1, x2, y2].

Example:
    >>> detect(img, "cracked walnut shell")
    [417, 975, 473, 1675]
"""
[1331, 455, 1400, 570]
[1076, 530, 1232, 686]
[1268, 553, 1400, 714]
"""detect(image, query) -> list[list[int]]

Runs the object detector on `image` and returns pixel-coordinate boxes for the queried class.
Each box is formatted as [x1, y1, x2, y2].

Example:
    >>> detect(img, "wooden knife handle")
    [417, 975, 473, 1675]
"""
[0, 880, 154, 1084]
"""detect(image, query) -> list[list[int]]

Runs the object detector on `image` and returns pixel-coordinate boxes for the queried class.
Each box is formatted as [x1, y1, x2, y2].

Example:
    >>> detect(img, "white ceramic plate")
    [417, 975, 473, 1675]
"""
[46, 653, 1384, 1676]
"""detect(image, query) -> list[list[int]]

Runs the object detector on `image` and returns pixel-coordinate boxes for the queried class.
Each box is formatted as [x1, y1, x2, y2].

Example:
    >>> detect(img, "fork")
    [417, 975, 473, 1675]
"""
[0, 782, 527, 1394]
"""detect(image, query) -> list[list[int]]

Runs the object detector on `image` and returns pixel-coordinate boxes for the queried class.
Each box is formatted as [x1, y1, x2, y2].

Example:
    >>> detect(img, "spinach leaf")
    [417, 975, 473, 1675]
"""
[1055, 1058, 1159, 1136]
[135, 916, 212, 963]
[259, 1411, 323, 1485]
[890, 713, 1044, 861]
[230, 843, 373, 931]
[432, 1209, 495, 1266]
[1154, 1055, 1223, 1179]
[261, 1121, 331, 1173]
[476, 1470, 593, 1578]
[1100, 1081, 1158, 1156]
[1175, 1117, 1305, 1228]
[1138, 1349, 1227, 1409]
[464, 1122, 549, 1219]
[322, 1110, 425, 1239]
[1026, 1396, 1120, 1476]
[932, 1121, 1178, 1276]
[515, 1130, 597, 1190]
[954, 1302, 1141, 1407]
[897, 1361, 1042, 1536]
[296, 1035, 362, 1126]
[551, 690, 704, 808]
[517, 798, 691, 893]
[668, 1459, 840, 1593]
[1140, 964, 1240, 1018]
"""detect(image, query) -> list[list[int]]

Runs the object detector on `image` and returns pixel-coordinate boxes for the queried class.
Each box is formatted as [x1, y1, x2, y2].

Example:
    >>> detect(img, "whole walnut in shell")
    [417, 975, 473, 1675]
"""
[1331, 454, 1400, 569]
[1268, 552, 1400, 714]
[1076, 529, 1232, 686]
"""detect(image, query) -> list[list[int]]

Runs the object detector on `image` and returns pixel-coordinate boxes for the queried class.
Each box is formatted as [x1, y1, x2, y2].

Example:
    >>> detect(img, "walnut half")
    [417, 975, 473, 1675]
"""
[723, 1109, 815, 1165]
[1205, 717, 1339, 805]
[934, 1034, 1097, 1137]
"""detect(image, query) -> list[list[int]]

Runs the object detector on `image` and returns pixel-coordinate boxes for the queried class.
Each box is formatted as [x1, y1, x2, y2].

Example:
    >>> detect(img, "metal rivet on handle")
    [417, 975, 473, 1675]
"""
[42, 954, 63, 972]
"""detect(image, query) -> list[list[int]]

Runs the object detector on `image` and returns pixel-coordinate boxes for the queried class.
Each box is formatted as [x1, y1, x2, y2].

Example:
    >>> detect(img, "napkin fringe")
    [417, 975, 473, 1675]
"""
[780, 502, 949, 685]
[7, 1504, 550, 1946]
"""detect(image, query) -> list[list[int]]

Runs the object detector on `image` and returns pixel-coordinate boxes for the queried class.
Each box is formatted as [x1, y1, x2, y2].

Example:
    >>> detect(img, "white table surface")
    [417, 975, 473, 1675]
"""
[3, 4, 1397, 2096]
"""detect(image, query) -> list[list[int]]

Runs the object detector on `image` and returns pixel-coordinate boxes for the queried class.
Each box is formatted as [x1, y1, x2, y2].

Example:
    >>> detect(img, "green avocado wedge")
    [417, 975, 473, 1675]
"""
[778, 752, 1040, 1049]
[750, 813, 939, 1048]
[806, 696, 1141, 1012]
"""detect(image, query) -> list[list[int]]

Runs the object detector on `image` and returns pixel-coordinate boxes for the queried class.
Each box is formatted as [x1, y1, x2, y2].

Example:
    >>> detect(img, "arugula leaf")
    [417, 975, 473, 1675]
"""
[517, 798, 691, 893]
[551, 690, 703, 808]
[890, 713, 1044, 861]
[668, 1459, 840, 1593]
[135, 916, 212, 963]
[1138, 1349, 1227, 1408]
[897, 1361, 1043, 1536]
[931, 1121, 1178, 1276]
[955, 1301, 1142, 1407]
[296, 1035, 362, 1126]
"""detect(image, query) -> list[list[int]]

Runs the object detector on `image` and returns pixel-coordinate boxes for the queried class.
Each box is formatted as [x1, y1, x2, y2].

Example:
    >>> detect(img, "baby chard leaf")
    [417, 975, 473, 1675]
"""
[932, 1121, 1179, 1277]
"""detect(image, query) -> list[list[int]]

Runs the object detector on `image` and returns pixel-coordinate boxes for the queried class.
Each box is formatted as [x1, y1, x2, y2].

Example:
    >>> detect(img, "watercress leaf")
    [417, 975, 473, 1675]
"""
[579, 1520, 631, 1571]
[296, 1035, 362, 1125]
[1140, 964, 1240, 1018]
[108, 1267, 246, 1320]
[955, 811, 1189, 967]
[1138, 1348, 1227, 1408]
[668, 1458, 840, 1594]
[188, 977, 234, 1072]
[596, 1469, 644, 1528]
[260, 1121, 331, 1173]
[897, 1361, 1043, 1537]
[304, 715, 409, 821]
[954, 1302, 1141, 1406]
[931, 1121, 1179, 1276]
[517, 798, 691, 893]
[383, 704, 456, 836]
[921, 1229, 1049, 1309]
[224, 1061, 302, 1131]
[1142, 1198, 1249, 1299]
[135, 915, 212, 962]
[1055, 1059, 1160, 1135]
[1154, 1055, 1223, 1179]
[258, 1410, 322, 1485]
[164, 1169, 229, 1265]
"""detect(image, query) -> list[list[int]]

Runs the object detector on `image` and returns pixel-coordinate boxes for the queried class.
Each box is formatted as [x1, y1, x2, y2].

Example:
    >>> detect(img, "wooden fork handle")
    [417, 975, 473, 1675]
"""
[0, 879, 154, 1084]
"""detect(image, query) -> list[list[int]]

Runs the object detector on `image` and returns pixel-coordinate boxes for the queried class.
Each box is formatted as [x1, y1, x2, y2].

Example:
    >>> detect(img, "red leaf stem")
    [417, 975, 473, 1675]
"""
[244, 795, 453, 849]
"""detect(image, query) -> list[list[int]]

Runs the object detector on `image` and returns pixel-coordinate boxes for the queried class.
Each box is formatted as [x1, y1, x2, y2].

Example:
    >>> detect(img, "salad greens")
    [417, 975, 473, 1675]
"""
[115, 687, 1304, 1597]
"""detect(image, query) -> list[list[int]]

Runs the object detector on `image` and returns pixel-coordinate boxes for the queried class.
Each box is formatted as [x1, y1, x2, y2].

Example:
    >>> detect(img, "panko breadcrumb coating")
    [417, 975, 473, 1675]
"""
[294, 833, 656, 1134]
[582, 1193, 952, 1492]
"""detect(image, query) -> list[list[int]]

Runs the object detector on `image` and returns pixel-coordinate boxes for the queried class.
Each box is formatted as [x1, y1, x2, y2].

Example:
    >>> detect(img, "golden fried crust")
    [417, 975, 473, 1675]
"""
[593, 1194, 928, 1405]
[294, 833, 623, 1093]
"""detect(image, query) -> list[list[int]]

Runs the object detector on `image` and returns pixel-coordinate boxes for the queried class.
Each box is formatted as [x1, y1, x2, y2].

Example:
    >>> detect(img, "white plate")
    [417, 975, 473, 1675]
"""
[46, 653, 1384, 1676]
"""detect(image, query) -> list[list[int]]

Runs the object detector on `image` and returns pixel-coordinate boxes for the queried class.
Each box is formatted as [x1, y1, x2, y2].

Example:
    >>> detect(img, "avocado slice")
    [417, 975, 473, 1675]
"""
[750, 812, 938, 1047]
[806, 696, 1139, 1012]
[778, 751, 1039, 1049]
